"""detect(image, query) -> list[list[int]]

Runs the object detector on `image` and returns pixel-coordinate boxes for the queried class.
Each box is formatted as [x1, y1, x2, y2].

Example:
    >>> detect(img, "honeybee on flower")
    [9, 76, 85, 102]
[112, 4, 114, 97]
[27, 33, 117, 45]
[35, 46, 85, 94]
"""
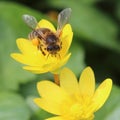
[11, 8, 73, 74]
[22, 8, 71, 57]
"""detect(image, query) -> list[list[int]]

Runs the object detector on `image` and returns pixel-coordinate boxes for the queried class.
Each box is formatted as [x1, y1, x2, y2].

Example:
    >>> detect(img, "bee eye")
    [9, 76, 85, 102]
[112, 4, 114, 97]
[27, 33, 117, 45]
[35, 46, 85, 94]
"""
[47, 46, 53, 51]
[54, 45, 60, 50]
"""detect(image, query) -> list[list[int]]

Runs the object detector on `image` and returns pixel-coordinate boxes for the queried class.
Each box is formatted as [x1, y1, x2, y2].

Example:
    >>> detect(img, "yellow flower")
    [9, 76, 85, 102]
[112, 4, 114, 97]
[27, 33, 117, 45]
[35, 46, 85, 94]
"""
[11, 19, 73, 74]
[34, 67, 112, 120]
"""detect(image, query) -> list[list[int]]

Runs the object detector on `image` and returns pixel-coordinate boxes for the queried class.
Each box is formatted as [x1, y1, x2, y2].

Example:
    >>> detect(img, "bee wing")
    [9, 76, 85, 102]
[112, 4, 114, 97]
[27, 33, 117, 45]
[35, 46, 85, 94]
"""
[57, 8, 72, 31]
[22, 14, 38, 29]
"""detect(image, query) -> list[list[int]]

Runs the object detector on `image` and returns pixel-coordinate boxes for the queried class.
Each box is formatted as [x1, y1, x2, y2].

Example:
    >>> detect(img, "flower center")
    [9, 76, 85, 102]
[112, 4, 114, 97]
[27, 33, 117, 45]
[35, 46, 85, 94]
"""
[68, 103, 94, 120]
[69, 103, 83, 120]
[60, 94, 94, 120]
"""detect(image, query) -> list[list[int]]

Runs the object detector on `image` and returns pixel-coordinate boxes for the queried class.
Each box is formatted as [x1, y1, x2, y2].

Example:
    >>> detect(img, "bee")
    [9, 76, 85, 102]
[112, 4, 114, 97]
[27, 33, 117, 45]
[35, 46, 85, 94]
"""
[22, 8, 72, 57]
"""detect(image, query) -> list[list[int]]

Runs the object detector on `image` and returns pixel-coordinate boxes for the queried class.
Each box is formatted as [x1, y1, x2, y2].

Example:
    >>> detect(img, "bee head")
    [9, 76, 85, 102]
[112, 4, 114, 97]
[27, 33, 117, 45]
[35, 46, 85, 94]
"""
[47, 45, 60, 52]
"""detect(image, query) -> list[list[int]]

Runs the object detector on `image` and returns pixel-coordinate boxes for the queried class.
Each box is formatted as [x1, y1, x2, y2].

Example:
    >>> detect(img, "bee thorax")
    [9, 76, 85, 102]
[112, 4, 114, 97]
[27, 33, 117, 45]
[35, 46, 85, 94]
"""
[46, 34, 58, 44]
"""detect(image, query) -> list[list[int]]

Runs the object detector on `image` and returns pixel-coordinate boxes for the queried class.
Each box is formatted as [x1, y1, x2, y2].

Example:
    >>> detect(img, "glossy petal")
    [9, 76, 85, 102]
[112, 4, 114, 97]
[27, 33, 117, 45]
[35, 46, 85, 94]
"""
[36, 19, 56, 32]
[23, 66, 49, 74]
[59, 24, 73, 57]
[34, 98, 61, 115]
[92, 78, 112, 111]
[17, 38, 44, 59]
[16, 38, 38, 55]
[23, 62, 54, 74]
[37, 81, 70, 105]
[11, 38, 45, 66]
[11, 53, 31, 65]
[51, 53, 71, 74]
[79, 67, 95, 97]
[11, 53, 44, 66]
[60, 68, 78, 95]
[23, 53, 71, 74]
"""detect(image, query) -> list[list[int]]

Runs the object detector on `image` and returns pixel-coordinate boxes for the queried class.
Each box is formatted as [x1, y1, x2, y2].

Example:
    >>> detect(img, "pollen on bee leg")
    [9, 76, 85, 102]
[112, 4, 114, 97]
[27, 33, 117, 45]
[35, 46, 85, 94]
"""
[59, 31, 63, 37]
[32, 38, 39, 46]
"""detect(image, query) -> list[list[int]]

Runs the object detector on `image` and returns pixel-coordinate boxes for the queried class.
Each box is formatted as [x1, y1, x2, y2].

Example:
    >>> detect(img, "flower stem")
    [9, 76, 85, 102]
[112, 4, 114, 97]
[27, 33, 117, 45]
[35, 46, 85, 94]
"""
[53, 74, 60, 85]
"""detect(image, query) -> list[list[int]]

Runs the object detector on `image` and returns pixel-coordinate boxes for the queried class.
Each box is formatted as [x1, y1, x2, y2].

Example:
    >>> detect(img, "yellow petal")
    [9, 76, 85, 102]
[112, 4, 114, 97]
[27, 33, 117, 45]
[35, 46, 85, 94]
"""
[11, 38, 49, 66]
[46, 116, 63, 120]
[79, 67, 95, 97]
[34, 98, 61, 115]
[16, 38, 37, 55]
[51, 53, 71, 74]
[92, 78, 112, 111]
[37, 80, 70, 106]
[36, 19, 56, 33]
[60, 68, 78, 95]
[11, 53, 44, 66]
[23, 53, 71, 74]
[16, 38, 45, 58]
[23, 61, 59, 73]
[11, 53, 28, 65]
[23, 65, 51, 74]
[60, 24, 73, 57]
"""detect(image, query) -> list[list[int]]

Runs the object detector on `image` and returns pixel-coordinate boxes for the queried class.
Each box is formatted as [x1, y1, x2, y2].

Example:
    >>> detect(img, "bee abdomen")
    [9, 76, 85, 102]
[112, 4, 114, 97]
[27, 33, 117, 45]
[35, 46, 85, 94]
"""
[28, 30, 38, 40]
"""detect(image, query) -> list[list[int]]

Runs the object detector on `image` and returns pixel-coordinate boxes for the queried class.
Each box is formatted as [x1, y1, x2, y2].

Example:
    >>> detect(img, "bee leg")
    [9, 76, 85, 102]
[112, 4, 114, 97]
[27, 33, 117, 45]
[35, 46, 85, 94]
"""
[47, 53, 50, 58]
[38, 45, 46, 56]
[58, 54, 61, 59]
[60, 41, 62, 49]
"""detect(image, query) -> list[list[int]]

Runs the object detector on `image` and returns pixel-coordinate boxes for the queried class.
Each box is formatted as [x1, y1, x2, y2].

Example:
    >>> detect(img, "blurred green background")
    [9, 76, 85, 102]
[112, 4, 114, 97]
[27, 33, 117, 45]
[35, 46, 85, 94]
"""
[0, 0, 120, 120]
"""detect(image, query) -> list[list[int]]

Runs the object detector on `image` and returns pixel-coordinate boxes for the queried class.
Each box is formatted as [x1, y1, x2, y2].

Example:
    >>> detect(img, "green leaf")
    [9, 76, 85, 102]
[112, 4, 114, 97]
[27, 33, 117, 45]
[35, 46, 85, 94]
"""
[32, 109, 54, 120]
[95, 85, 120, 120]
[116, 0, 120, 20]
[20, 72, 53, 97]
[0, 2, 47, 90]
[48, 0, 120, 51]
[66, 42, 86, 76]
[0, 91, 31, 120]
[48, 0, 96, 6]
